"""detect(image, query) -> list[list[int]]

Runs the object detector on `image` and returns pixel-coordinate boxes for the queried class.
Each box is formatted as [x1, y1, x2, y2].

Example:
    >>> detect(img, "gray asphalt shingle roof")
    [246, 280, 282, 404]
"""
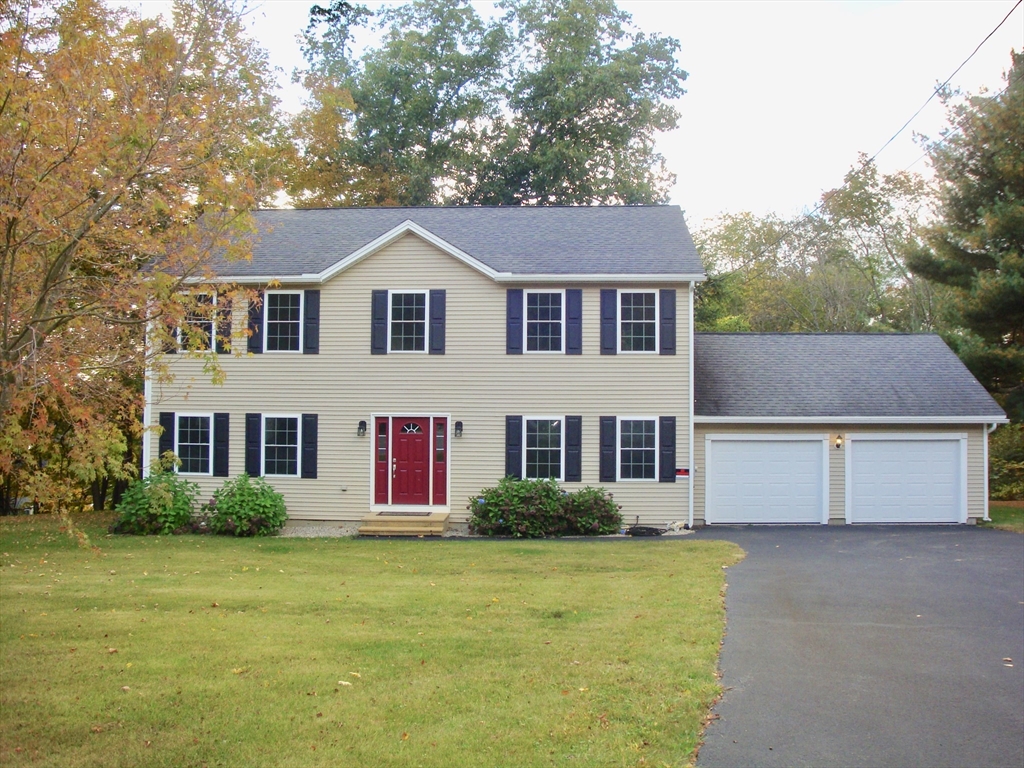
[694, 333, 1006, 419]
[210, 206, 702, 277]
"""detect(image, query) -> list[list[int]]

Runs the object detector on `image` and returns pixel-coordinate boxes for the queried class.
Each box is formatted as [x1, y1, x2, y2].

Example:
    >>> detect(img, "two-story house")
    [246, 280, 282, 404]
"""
[145, 206, 1006, 532]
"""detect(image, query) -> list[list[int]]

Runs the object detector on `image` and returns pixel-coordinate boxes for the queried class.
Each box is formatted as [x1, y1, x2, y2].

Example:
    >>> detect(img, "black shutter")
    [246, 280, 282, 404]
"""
[599, 416, 617, 482]
[565, 416, 582, 482]
[247, 292, 264, 354]
[371, 290, 388, 354]
[429, 289, 446, 355]
[303, 290, 320, 354]
[301, 413, 318, 479]
[215, 296, 232, 354]
[600, 289, 617, 355]
[245, 413, 262, 476]
[659, 289, 676, 356]
[505, 415, 523, 479]
[659, 416, 676, 483]
[506, 289, 523, 354]
[566, 289, 582, 355]
[158, 412, 175, 461]
[213, 413, 230, 477]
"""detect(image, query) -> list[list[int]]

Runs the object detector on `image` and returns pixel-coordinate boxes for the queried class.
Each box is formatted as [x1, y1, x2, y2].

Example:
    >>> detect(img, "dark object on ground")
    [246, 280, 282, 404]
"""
[625, 526, 664, 536]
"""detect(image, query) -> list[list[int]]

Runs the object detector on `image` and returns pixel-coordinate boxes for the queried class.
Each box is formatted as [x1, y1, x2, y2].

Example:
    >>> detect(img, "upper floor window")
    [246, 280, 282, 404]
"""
[526, 291, 564, 352]
[266, 291, 302, 352]
[389, 291, 427, 352]
[619, 292, 657, 352]
[179, 294, 215, 351]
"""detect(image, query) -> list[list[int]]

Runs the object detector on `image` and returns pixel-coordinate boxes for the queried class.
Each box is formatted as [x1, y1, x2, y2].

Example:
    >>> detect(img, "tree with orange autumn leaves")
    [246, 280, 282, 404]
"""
[1, 0, 286, 520]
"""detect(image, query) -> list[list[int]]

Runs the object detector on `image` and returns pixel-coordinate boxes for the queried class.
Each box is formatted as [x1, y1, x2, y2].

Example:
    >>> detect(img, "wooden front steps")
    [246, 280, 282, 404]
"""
[358, 512, 450, 537]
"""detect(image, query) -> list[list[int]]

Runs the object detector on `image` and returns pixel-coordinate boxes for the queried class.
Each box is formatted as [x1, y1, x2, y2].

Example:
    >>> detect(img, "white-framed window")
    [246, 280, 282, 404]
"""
[179, 293, 215, 351]
[263, 414, 300, 476]
[265, 291, 303, 352]
[525, 290, 564, 352]
[388, 290, 427, 352]
[619, 291, 658, 353]
[524, 417, 563, 480]
[176, 413, 212, 475]
[618, 417, 657, 480]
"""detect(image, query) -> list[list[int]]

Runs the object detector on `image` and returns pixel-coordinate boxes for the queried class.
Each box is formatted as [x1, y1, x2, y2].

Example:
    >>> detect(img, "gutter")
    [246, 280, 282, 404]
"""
[141, 321, 153, 479]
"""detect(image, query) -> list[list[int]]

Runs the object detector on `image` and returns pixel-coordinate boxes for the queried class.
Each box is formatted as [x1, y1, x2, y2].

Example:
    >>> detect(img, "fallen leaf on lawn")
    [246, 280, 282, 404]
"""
[108, 648, 118, 654]
[350, 672, 361, 678]
[121, 686, 130, 692]
[338, 681, 352, 686]
[401, 733, 409, 741]
[91, 726, 103, 733]
[144, 740, 151, 747]
[211, 602, 219, 608]
[232, 668, 247, 675]
[126, 663, 133, 668]
[579, 687, 589, 692]
[561, 690, 569, 695]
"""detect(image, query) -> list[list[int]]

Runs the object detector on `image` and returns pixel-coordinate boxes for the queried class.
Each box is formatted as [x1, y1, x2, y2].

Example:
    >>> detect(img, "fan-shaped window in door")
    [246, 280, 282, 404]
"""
[401, 422, 423, 434]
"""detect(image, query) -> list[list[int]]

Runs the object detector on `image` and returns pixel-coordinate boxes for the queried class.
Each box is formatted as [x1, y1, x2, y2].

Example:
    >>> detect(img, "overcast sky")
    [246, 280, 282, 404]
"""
[126, 0, 1023, 228]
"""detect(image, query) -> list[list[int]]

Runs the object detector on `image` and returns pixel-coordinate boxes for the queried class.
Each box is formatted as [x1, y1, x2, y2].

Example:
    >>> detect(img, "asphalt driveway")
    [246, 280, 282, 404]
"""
[693, 526, 1024, 768]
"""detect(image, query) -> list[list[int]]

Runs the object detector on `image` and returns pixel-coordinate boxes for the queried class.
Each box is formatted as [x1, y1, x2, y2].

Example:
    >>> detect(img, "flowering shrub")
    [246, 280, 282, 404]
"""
[469, 477, 622, 538]
[206, 473, 287, 536]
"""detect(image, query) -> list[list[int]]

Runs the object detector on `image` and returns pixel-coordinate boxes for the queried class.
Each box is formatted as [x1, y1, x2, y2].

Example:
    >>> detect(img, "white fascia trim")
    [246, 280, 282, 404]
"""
[495, 273, 707, 284]
[695, 415, 1009, 425]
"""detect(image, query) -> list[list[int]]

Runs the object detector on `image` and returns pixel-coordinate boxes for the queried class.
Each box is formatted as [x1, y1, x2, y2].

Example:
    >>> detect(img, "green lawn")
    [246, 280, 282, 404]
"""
[983, 502, 1024, 533]
[0, 516, 743, 768]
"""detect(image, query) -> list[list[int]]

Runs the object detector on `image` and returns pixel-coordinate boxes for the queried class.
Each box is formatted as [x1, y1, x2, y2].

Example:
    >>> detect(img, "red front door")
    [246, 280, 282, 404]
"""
[392, 417, 430, 505]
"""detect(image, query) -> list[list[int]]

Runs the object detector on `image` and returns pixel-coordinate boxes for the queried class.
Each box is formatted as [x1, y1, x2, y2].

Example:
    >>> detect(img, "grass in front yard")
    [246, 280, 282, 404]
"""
[0, 516, 743, 768]
[982, 501, 1024, 533]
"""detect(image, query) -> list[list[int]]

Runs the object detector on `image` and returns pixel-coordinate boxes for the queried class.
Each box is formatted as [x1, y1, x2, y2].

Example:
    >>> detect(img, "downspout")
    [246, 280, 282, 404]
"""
[688, 282, 695, 529]
[141, 320, 153, 479]
[983, 422, 998, 521]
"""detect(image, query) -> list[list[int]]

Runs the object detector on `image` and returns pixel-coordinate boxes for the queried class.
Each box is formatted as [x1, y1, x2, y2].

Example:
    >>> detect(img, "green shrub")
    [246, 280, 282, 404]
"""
[207, 474, 287, 536]
[469, 477, 622, 538]
[112, 470, 199, 535]
[990, 424, 1024, 501]
[561, 485, 623, 535]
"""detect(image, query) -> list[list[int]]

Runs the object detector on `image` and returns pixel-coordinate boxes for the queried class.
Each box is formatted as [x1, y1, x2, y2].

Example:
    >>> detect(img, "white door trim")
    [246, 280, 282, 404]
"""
[368, 412, 451, 513]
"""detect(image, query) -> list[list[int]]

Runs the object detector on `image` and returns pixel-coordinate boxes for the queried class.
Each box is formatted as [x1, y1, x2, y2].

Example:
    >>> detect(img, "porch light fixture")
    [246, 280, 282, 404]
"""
[454, 421, 464, 437]
[835, 435, 844, 450]
[357, 420, 367, 437]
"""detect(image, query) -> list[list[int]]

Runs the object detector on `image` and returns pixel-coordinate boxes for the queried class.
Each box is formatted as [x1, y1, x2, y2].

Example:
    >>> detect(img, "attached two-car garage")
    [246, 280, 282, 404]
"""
[703, 432, 967, 525]
[693, 333, 1005, 526]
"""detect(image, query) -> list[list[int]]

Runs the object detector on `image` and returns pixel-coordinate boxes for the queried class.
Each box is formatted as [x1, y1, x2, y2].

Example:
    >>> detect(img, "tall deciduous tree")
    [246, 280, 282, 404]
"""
[0, 0, 284, 518]
[908, 52, 1024, 420]
[290, 0, 685, 206]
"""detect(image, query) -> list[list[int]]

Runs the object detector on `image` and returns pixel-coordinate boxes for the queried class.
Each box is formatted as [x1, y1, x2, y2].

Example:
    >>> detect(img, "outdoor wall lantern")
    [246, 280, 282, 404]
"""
[454, 421, 464, 437]
[835, 434, 844, 450]
[357, 420, 367, 437]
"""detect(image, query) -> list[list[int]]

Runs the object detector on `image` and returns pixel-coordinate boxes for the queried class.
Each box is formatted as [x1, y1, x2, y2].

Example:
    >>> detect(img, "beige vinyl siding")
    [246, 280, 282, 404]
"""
[151, 233, 692, 525]
[693, 423, 987, 525]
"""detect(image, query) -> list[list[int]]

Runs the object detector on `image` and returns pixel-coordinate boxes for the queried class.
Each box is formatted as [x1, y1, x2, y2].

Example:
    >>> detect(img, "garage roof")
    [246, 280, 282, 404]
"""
[694, 333, 1006, 422]
[207, 206, 703, 279]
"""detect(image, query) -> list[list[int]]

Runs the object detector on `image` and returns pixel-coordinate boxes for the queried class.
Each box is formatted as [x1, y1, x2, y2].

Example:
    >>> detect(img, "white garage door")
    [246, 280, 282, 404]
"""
[706, 436, 827, 524]
[847, 436, 964, 523]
